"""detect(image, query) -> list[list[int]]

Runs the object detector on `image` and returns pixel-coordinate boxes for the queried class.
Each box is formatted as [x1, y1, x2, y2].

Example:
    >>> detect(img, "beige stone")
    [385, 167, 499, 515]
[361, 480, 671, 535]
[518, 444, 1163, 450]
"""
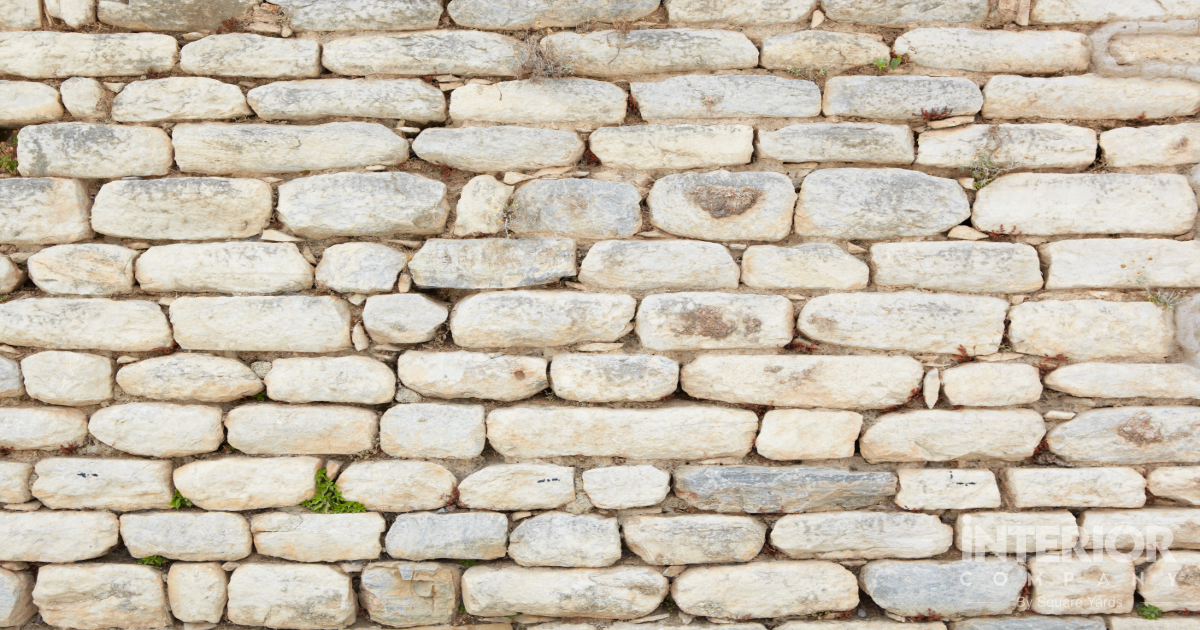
[1079, 508, 1200, 551]
[0, 462, 32, 504]
[116, 353, 262, 402]
[26, 244, 134, 296]
[0, 178, 91, 245]
[895, 29, 1090, 74]
[226, 404, 377, 455]
[623, 514, 765, 565]
[983, 75, 1200, 120]
[316, 242, 407, 294]
[871, 242, 1043, 293]
[397, 351, 547, 401]
[1047, 407, 1200, 464]
[279, 0, 442, 30]
[0, 510, 118, 562]
[955, 511, 1079, 554]
[322, 31, 522, 77]
[21, 351, 111, 406]
[90, 403, 224, 457]
[360, 561, 461, 627]
[278, 172, 448, 239]
[508, 178, 641, 239]
[136, 242, 312, 294]
[1032, 0, 1200, 22]
[581, 466, 670, 510]
[773, 512, 952, 560]
[796, 168, 970, 239]
[509, 512, 621, 567]
[92, 177, 273, 240]
[741, 244, 869, 290]
[761, 31, 889, 70]
[173, 456, 321, 511]
[363, 294, 448, 344]
[338, 461, 456, 513]
[385, 512, 508, 561]
[33, 564, 171, 630]
[0, 568, 35, 628]
[251, 512, 385, 562]
[1100, 123, 1200, 167]
[636, 292, 794, 351]
[0, 356, 19, 399]
[578, 240, 738, 292]
[756, 123, 914, 165]
[896, 469, 1002, 510]
[647, 170, 796, 242]
[1005, 468, 1146, 509]
[120, 511, 252, 561]
[823, 0, 986, 24]
[180, 34, 319, 78]
[227, 564, 356, 629]
[450, 79, 626, 126]
[756, 409, 861, 460]
[408, 239, 575, 289]
[1140, 549, 1200, 611]
[248, 78, 446, 121]
[1008, 300, 1175, 360]
[1028, 554, 1135, 614]
[453, 175, 512, 236]
[673, 562, 857, 618]
[0, 32, 176, 78]
[824, 76, 983, 121]
[448, 0, 656, 29]
[0, 81, 61, 127]
[170, 296, 352, 353]
[1149, 467, 1200, 505]
[380, 403, 486, 459]
[799, 292, 1007, 354]
[1043, 238, 1200, 289]
[463, 565, 666, 618]
[633, 74, 821, 120]
[33, 457, 171, 511]
[0, 407, 87, 451]
[167, 562, 227, 624]
[58, 77, 106, 119]
[173, 122, 407, 174]
[451, 291, 635, 348]
[18, 122, 172, 179]
[862, 409, 1044, 463]
[264, 356, 395, 404]
[411, 126, 582, 172]
[458, 464, 575, 511]
[113, 77, 250, 122]
[940, 363, 1043, 407]
[549, 354, 678, 403]
[916, 123, 1098, 169]
[859, 559, 1025, 618]
[589, 124, 753, 170]
[541, 29, 758, 78]
[1045, 363, 1200, 398]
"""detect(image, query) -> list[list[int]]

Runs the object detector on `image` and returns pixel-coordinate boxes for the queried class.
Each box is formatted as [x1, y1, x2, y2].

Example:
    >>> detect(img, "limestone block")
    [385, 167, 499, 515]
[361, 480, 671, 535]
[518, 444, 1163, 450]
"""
[359, 561, 461, 627]
[249, 78, 445, 121]
[17, 122, 171, 178]
[227, 564, 356, 630]
[509, 512, 620, 567]
[451, 291, 635, 348]
[796, 168, 969, 239]
[44, 0, 94, 28]
[1179, 295, 1200, 367]
[27, 244, 135, 296]
[112, 77, 250, 122]
[0, 0, 39, 27]
[674, 465, 896, 513]
[578, 240, 736, 292]
[636, 292, 793, 351]
[0, 462, 31, 503]
[338, 461, 456, 513]
[632, 75, 820, 120]
[955, 512, 1080, 554]
[386, 512, 508, 561]
[1047, 407, 1200, 464]
[0, 178, 90, 245]
[1149, 467, 1200, 505]
[173, 122, 407, 174]
[170, 296, 351, 353]
[648, 170, 795, 241]
[313, 243, 405, 294]
[550, 354, 678, 403]
[681, 354, 923, 409]
[983, 75, 1200, 120]
[917, 123, 1098, 169]
[33, 457, 172, 511]
[457, 463, 575, 511]
[1032, 0, 1200, 24]
[871, 242, 1042, 293]
[413, 126, 583, 172]
[1101, 123, 1200, 167]
[59, 77, 106, 119]
[823, 76, 983, 120]
[1027, 554, 1135, 614]
[487, 405, 756, 459]
[173, 456, 322, 511]
[666, 0, 816, 25]
[33, 564, 171, 630]
[275, 0, 442, 30]
[363, 294, 448, 344]
[0, 81, 61, 127]
[822, 0, 986, 25]
[1004, 468, 1146, 508]
[97, 0, 256, 30]
[397, 351, 546, 402]
[589, 124, 753, 170]
[265, 357, 394, 404]
[92, 177, 273, 240]
[862, 409, 1044, 463]
[0, 259, 20, 296]
[0, 356, 19, 398]
[896, 469, 1002, 510]
[180, 34, 318, 78]
[581, 465, 670, 509]
[323, 31, 522, 77]
[673, 562, 857, 618]
[772, 511, 952, 560]
[1110, 618, 1200, 630]
[448, 0, 657, 29]
[1140, 550, 1200, 611]
[1044, 238, 1200, 289]
[1078, 508, 1200, 551]
[251, 512, 385, 562]
[167, 562, 226, 624]
[116, 354, 262, 402]
[895, 29, 1090, 74]
[21, 351, 111, 406]
[1008, 300, 1174, 360]
[0, 407, 87, 451]
[1046, 364, 1200, 399]
[464, 565, 665, 618]
[136, 242, 312, 294]
[409, 239, 575, 289]
[623, 514, 765, 565]
[941, 363, 1043, 407]
[509, 178, 641, 239]
[450, 79, 627, 126]
[761, 31, 890, 70]
[453, 175, 512, 236]
[380, 403, 486, 459]
[89, 403, 224, 457]
[278, 172, 448, 238]
[0, 511, 118, 562]
[0, 32, 176, 78]
[120, 511, 252, 561]
[740, 244, 868, 290]
[756, 409, 861, 460]
[757, 123, 914, 164]
[799, 292, 1007, 354]
[859, 560, 1026, 618]
[226, 404, 377, 455]
[541, 29, 758, 78]
[0, 568, 34, 628]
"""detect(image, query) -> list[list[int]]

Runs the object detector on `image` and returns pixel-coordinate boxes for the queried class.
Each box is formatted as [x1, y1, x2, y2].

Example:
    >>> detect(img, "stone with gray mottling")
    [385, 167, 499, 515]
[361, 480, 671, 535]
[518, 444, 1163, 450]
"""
[449, 0, 658, 29]
[0, 32, 176, 78]
[0, 0, 39, 28]
[796, 169, 969, 239]
[32, 564, 172, 630]
[363, 294, 448, 344]
[27, 244, 136, 296]
[673, 562, 858, 618]
[386, 511, 509, 560]
[451, 79, 627, 126]
[1026, 555, 1135, 614]
[98, 0, 255, 31]
[89, 403, 224, 457]
[1032, 0, 1200, 22]
[761, 31, 890, 71]
[581, 465, 670, 509]
[0, 178, 91, 245]
[623, 514, 765, 565]
[451, 291, 635, 348]
[772, 512, 952, 560]
[251, 512, 385, 562]
[315, 243, 406, 294]
[674, 465, 896, 513]
[0, 299, 172, 352]
[824, 76, 983, 121]
[917, 123, 1098, 169]
[871, 241, 1043, 293]
[983, 75, 1200, 120]
[323, 31, 523, 76]
[278, 172, 448, 238]
[396, 351, 546, 402]
[757, 123, 914, 164]
[1046, 407, 1200, 464]
[510, 179, 641, 239]
[17, 123, 172, 179]
[249, 78, 446, 121]
[380, 403, 486, 459]
[0, 568, 34, 628]
[115, 354, 262, 402]
[120, 511, 252, 561]
[92, 177, 273, 240]
[541, 29, 758, 78]
[180, 34, 320, 78]
[550, 354, 678, 403]
[174, 123, 407, 174]
[632, 75, 820, 120]
[590, 124, 754, 170]
[457, 464, 575, 511]
[413, 126, 583, 172]
[859, 560, 1026, 618]
[637, 292, 794, 351]
[359, 561, 460, 628]
[275, 0, 442, 30]
[409, 239, 575, 289]
[136, 242, 312, 294]
[32, 457, 173, 511]
[798, 292, 1008, 354]
[226, 563, 356, 630]
[861, 409, 1045, 463]
[895, 29, 1090, 74]
[264, 356, 395, 404]
[648, 170, 795, 241]
[509, 512, 621, 567]
[462, 565, 667, 618]
[1008, 300, 1175, 360]
[666, 0, 816, 25]
[0, 81, 61, 127]
[822, 0, 987, 25]
[941, 363, 1043, 407]
[578, 240, 737, 291]
[112, 77, 249, 123]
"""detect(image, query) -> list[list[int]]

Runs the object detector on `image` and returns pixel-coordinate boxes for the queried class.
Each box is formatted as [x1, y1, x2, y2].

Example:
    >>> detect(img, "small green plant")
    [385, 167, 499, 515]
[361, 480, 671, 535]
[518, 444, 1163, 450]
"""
[786, 66, 829, 80]
[459, 559, 478, 568]
[138, 556, 168, 567]
[1137, 603, 1164, 620]
[458, 605, 468, 615]
[662, 595, 676, 612]
[967, 152, 1014, 189]
[301, 468, 366, 514]
[872, 56, 903, 73]
[252, 391, 267, 401]
[170, 490, 192, 509]
[1146, 287, 1185, 310]
[0, 135, 16, 175]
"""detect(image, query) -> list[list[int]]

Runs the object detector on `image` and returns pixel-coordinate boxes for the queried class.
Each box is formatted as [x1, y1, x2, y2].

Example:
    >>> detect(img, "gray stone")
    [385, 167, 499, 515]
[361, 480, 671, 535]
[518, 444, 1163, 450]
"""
[859, 560, 1026, 618]
[322, 31, 523, 76]
[798, 292, 1008, 354]
[1008, 300, 1174, 360]
[278, 172, 448, 238]
[170, 296, 351, 353]
[1004, 467, 1147, 509]
[1032, 0, 1200, 22]
[1100, 123, 1200, 167]
[264, 356, 395, 404]
[579, 240, 737, 291]
[1047, 407, 1200, 464]
[33, 564, 172, 630]
[823, 76, 983, 121]
[589, 124, 754, 170]
[251, 512, 385, 562]
[173, 456, 321, 511]
[89, 403, 224, 457]
[940, 363, 1043, 407]
[450, 291, 635, 348]
[0, 407, 87, 451]
[32, 457, 173, 511]
[380, 403, 486, 459]
[0, 462, 31, 503]
[0, 32, 176, 78]
[822, 0, 987, 25]
[359, 561, 460, 628]
[0, 178, 91, 245]
[895, 469, 1002, 510]
[1026, 555, 1135, 614]
[674, 465, 896, 513]
[58, 77, 106, 120]
[541, 29, 758, 78]
[581, 465, 670, 509]
[761, 31, 890, 71]
[27, 244, 136, 296]
[796, 168, 969, 238]
[180, 34, 320, 78]
[385, 511, 508, 560]
[315, 242, 406, 294]
[1045, 363, 1200, 399]
[457, 463, 575, 511]
[509, 512, 621, 567]
[450, 79, 627, 126]
[861, 409, 1046, 463]
[136, 242, 312, 294]
[1149, 467, 1200, 505]
[871, 241, 1043, 293]
[396, 351, 546, 402]
[363, 294, 449, 344]
[98, 0, 255, 31]
[0, 568, 34, 628]
[741, 244, 869, 290]
[623, 514, 765, 565]
[249, 78, 446, 121]
[917, 123, 1098, 170]
[116, 354, 262, 402]
[0, 81, 61, 127]
[0, 510, 118, 562]
[337, 461, 457, 513]
[20, 351, 112, 406]
[550, 354, 678, 402]
[672, 562, 858, 619]
[648, 170, 795, 241]
[173, 122, 407, 174]
[92, 177, 273, 240]
[632, 75, 820, 120]
[757, 409, 862, 460]
[448, 0, 658, 29]
[226, 404, 377, 454]
[409, 238, 575, 289]
[413, 126, 583, 173]
[17, 122, 171, 179]
[510, 178, 641, 239]
[112, 77, 250, 122]
[757, 123, 914, 164]
[982, 75, 1200, 121]
[0, 298, 172, 352]
[227, 564, 356, 630]
[166, 562, 226, 624]
[771, 512, 952, 560]
[955, 512, 1080, 555]
[120, 511, 252, 561]
[1043, 238, 1200, 289]
[275, 0, 442, 30]
[462, 565, 667, 618]
[895, 29, 1090, 74]
[636, 292, 794, 351]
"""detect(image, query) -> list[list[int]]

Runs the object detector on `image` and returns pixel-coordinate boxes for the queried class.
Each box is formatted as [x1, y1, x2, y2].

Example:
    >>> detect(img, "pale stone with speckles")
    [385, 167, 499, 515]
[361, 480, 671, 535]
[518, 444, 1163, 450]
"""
[1149, 467, 1200, 505]
[796, 169, 969, 239]
[541, 29, 758, 78]
[623, 514, 765, 565]
[21, 351, 112, 406]
[32, 457, 173, 511]
[673, 562, 858, 618]
[112, 77, 250, 122]
[170, 296, 352, 353]
[682, 354, 923, 409]
[590, 125, 754, 170]
[226, 404, 378, 455]
[363, 294, 449, 345]
[637, 292, 794, 351]
[278, 172, 449, 239]
[33, 564, 172, 630]
[871, 242, 1043, 293]
[0, 32, 176, 78]
[1045, 364, 1200, 398]
[27, 244, 136, 296]
[581, 466, 670, 510]
[1047, 406, 1200, 464]
[136, 242, 312, 294]
[172, 456, 322, 511]
[249, 78, 446, 121]
[983, 75, 1200, 120]
[761, 31, 890, 70]
[509, 512, 621, 567]
[92, 177, 273, 240]
[895, 29, 1090, 74]
[1139, 550, 1200, 611]
[264, 357, 395, 404]
[181, 34, 319, 78]
[666, 0, 816, 25]
[550, 354, 678, 403]
[633, 75, 821, 119]
[337, 461, 457, 513]
[674, 465, 896, 513]
[1008, 300, 1175, 360]
[0, 407, 88, 451]
[0, 568, 34, 628]
[649, 170, 795, 242]
[458, 464, 575, 511]
[799, 292, 1008, 354]
[396, 351, 547, 402]
[409, 239, 576, 289]
[579, 240, 738, 291]
[167, 563, 226, 624]
[451, 291, 635, 348]
[89, 403, 224, 457]
[940, 363, 1043, 407]
[413, 126, 583, 173]
[0, 178, 91, 245]
[0, 81, 61, 127]
[741, 244, 869, 291]
[0, 511, 118, 562]
[385, 512, 509, 560]
[772, 512, 952, 560]
[824, 76, 983, 121]
[116, 354, 263, 402]
[0, 462, 31, 504]
[1004, 468, 1146, 508]
[451, 79, 627, 126]
[896, 469, 1002, 510]
[448, 0, 657, 29]
[227, 564, 357, 630]
[917, 123, 1098, 169]
[323, 31, 523, 77]
[1027, 554, 1135, 614]
[756, 409, 862, 460]
[861, 410, 1045, 463]
[757, 123, 914, 165]
[275, 0, 442, 30]
[173, 122, 407, 174]
[251, 512, 385, 562]
[316, 243, 407, 294]
[119, 512, 252, 561]
[379, 403, 486, 459]
[463, 565, 667, 618]
[18, 123, 172, 178]
[955, 511, 1080, 554]
[1043, 238, 1200, 289]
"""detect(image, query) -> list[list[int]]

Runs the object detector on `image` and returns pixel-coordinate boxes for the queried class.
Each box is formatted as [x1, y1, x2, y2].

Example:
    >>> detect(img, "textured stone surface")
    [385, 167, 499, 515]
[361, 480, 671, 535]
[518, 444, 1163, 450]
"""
[363, 294, 449, 344]
[859, 560, 1026, 618]
[983, 75, 1200, 120]
[251, 512, 385, 562]
[180, 34, 319, 78]
[1004, 468, 1146, 508]
[136, 242, 312, 294]
[761, 31, 890, 70]
[1111, 34, 1200, 65]
[509, 179, 641, 239]
[170, 296, 351, 353]
[1047, 407, 1200, 464]
[173, 456, 321, 511]
[386, 511, 509, 560]
[1078, 508, 1200, 551]
[550, 354, 678, 403]
[0, 32, 176, 78]
[579, 240, 737, 292]
[337, 461, 456, 513]
[451, 291, 635, 348]
[941, 363, 1043, 407]
[21, 351, 112, 406]
[0, 259, 21, 296]
[275, 0, 442, 30]
[463, 565, 667, 618]
[0, 356, 19, 398]
[871, 242, 1042, 293]
[359, 561, 460, 628]
[623, 514, 764, 565]
[116, 354, 262, 402]
[0, 0, 40, 28]
[120, 511, 252, 561]
[97, 0, 256, 31]
[681, 354, 923, 409]
[227, 564, 356, 630]
[92, 177, 273, 240]
[397, 351, 546, 402]
[636, 292, 793, 351]
[647, 170, 796, 241]
[0, 568, 35, 628]
[674, 465, 896, 513]
[58, 77, 106, 119]
[278, 172, 448, 239]
[453, 175, 512, 236]
[589, 124, 753, 170]
[756, 409, 862, 460]
[799, 292, 1007, 354]
[0, 81, 62, 127]
[249, 78, 445, 121]
[895, 469, 1002, 510]
[824, 76, 983, 120]
[226, 404, 378, 454]
[89, 403, 224, 457]
[451, 79, 626, 126]
[449, 0, 657, 29]
[1008, 300, 1174, 360]
[796, 168, 969, 239]
[32, 457, 172, 511]
[542, 29, 758, 78]
[758, 123, 914, 164]
[380, 403, 486, 459]
[955, 511, 1080, 554]
[33, 564, 172, 630]
[823, 0, 986, 24]
[1100, 123, 1200, 167]
[112, 77, 249, 122]
[581, 465, 670, 509]
[27, 244, 135, 296]
[1043, 238, 1200, 289]
[1027, 555, 1135, 614]
[409, 239, 575, 289]
[861, 410, 1045, 463]
[666, 0, 816, 24]
[0, 462, 32, 503]
[509, 512, 620, 567]
[166, 562, 226, 624]
[741, 244, 869, 290]
[0, 407, 87, 451]
[895, 29, 1090, 74]
[1149, 467, 1200, 505]
[458, 464, 575, 511]
[18, 123, 172, 178]
[323, 31, 522, 77]
[173, 122, 407, 174]
[633, 75, 820, 120]
[413, 126, 583, 172]
[673, 562, 857, 618]
[1139, 550, 1200, 611]
[772, 512, 952, 560]
[315, 243, 406, 294]
[917, 123, 1098, 169]
[1045, 364, 1200, 399]
[0, 178, 91, 245]
[0, 511, 118, 562]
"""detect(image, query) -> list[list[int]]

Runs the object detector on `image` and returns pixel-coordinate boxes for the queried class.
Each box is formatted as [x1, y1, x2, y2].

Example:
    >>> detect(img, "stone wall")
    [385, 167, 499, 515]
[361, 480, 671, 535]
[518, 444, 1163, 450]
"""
[1, 0, 1200, 629]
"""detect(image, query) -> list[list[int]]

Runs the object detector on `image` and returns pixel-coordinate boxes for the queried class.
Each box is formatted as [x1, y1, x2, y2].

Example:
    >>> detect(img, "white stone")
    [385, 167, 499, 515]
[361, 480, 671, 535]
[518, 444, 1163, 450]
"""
[740, 244, 868, 290]
[457, 463, 575, 511]
[174, 122, 407, 174]
[173, 456, 321, 511]
[0, 356, 19, 398]
[895, 29, 1090, 74]
[451, 79, 626, 126]
[589, 124, 753, 170]
[1045, 364, 1200, 398]
[227, 564, 356, 630]
[1032, 0, 1200, 23]
[0, 259, 21, 296]
[0, 407, 87, 451]
[323, 31, 522, 77]
[632, 75, 820, 120]
[26, 244, 135, 296]
[761, 31, 890, 70]
[509, 178, 641, 239]
[1139, 549, 1200, 611]
[116, 354, 262, 402]
[757, 123, 914, 164]
[0, 81, 61, 127]
[824, 76, 983, 121]
[136, 242, 312, 294]
[624, 514, 765, 565]
[578, 240, 736, 292]
[1027, 554, 1135, 614]
[799, 292, 1007, 354]
[0, 178, 90, 245]
[448, 0, 657, 29]
[0, 0, 39, 27]
[180, 34, 319, 78]
[249, 78, 446, 121]
[58, 77, 106, 119]
[453, 175, 512, 236]
[673, 562, 857, 619]
[338, 461, 457, 513]
[412, 126, 583, 172]
[380, 403, 486, 459]
[315, 243, 406, 294]
[822, 0, 986, 25]
[451, 291, 635, 348]
[32, 564, 172, 630]
[941, 363, 1043, 407]
[796, 168, 970, 239]
[1149, 467, 1200, 505]
[170, 296, 351, 352]
[396, 351, 546, 402]
[0, 32, 176, 78]
[1110, 618, 1200, 630]
[955, 511, 1080, 554]
[1100, 123, 1200, 167]
[264, 356, 394, 404]
[648, 170, 795, 241]
[1008, 300, 1174, 360]
[1047, 407, 1200, 464]
[773, 511, 952, 560]
[862, 409, 1045, 463]
[167, 563, 226, 624]
[17, 122, 171, 178]
[32, 457, 172, 511]
[409, 239, 574, 289]
[756, 409, 861, 460]
[275, 0, 442, 30]
[895, 469, 1002, 510]
[1045, 238, 1200, 289]
[92, 177, 273, 240]
[666, 0, 816, 25]
[550, 354, 677, 403]
[1078, 508, 1200, 551]
[44, 0, 95, 26]
[278, 172, 448, 239]
[120, 512, 252, 561]
[0, 511, 118, 562]
[363, 294, 448, 344]
[0, 462, 31, 503]
[112, 77, 249, 122]
[385, 511, 508, 560]
[20, 351, 111, 406]
[871, 241, 1042, 293]
[636, 292, 793, 351]
[509, 512, 620, 567]
[917, 123, 1098, 169]
[226, 404, 377, 455]
[359, 561, 461, 628]
[251, 512, 385, 562]
[462, 565, 667, 618]
[0, 568, 34, 628]
[1004, 468, 1147, 508]
[542, 29, 758, 78]
[681, 354, 923, 409]
[984, 75, 1200, 120]
[581, 466, 669, 510]
[90, 403, 224, 457]
[859, 559, 1025, 618]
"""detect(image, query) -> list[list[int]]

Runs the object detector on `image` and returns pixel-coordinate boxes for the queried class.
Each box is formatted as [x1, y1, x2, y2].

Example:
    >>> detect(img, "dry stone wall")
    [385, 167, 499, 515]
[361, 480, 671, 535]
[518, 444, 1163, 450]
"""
[2, 0, 1200, 629]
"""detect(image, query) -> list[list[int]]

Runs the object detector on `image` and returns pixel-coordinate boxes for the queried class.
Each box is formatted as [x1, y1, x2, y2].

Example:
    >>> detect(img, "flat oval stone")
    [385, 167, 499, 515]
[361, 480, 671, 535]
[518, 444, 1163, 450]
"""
[1047, 407, 1200, 464]
[1043, 238, 1200, 289]
[97, 0, 256, 31]
[861, 409, 1046, 463]
[741, 244, 869, 290]
[263, 356, 395, 404]
[116, 353, 262, 402]
[170, 296, 352, 353]
[550, 354, 679, 403]
[173, 122, 408, 174]
[0, 81, 62, 127]
[771, 512, 952, 560]
[798, 291, 1008, 354]
[0, 32, 176, 78]
[898, 469, 1002, 510]
[916, 123, 1097, 169]
[632, 75, 820, 120]
[941, 363, 1043, 407]
[510, 178, 641, 239]
[0, 178, 91, 245]
[757, 123, 914, 165]
[323, 31, 522, 76]
[623, 514, 765, 565]
[579, 240, 738, 292]
[278, 172, 448, 238]
[871, 241, 1043, 293]
[589, 124, 754, 170]
[823, 76, 983, 121]
[26, 244, 135, 296]
[92, 177, 273, 240]
[0, 511, 119, 562]
[396, 351, 547, 402]
[450, 291, 635, 348]
[250, 512, 385, 562]
[0, 407, 88, 451]
[173, 456, 322, 511]
[413, 126, 584, 172]
[636, 292, 794, 351]
[448, 0, 657, 29]
[761, 31, 890, 70]
[859, 560, 1026, 618]
[385, 511, 509, 561]
[674, 465, 896, 513]
[226, 404, 378, 455]
[363, 294, 449, 344]
[462, 565, 667, 618]
[541, 29, 758, 78]
[672, 561, 858, 618]
[180, 34, 320, 78]
[581, 465, 670, 509]
[648, 170, 795, 241]
[32, 564, 172, 630]
[1004, 467, 1146, 508]
[796, 168, 969, 239]
[450, 78, 627, 126]
[1045, 363, 1200, 398]
[409, 238, 576, 289]
[457, 463, 575, 511]
[822, 0, 987, 25]
[757, 409, 863, 460]
[248, 78, 446, 122]
[1099, 123, 1200, 167]
[119, 511, 252, 561]
[89, 403, 224, 457]
[226, 564, 356, 630]
[136, 242, 312, 294]
[509, 512, 621, 567]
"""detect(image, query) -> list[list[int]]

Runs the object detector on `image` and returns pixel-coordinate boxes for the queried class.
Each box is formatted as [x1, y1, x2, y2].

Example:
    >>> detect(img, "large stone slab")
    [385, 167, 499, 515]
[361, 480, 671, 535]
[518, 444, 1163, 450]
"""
[413, 126, 583, 172]
[120, 511, 252, 561]
[450, 79, 627, 126]
[323, 31, 522, 77]
[173, 456, 321, 511]
[457, 463, 575, 511]
[386, 512, 508, 560]
[275, 0, 442, 30]
[337, 461, 456, 513]
[363, 294, 449, 344]
[1008, 300, 1174, 360]
[21, 351, 112, 407]
[740, 244, 869, 290]
[1100, 123, 1200, 167]
[798, 292, 1007, 354]
[757, 123, 914, 165]
[861, 410, 1045, 463]
[1004, 467, 1146, 508]
[822, 0, 986, 25]
[112, 77, 250, 122]
[448, 0, 657, 29]
[509, 512, 621, 567]
[92, 177, 272, 240]
[18, 123, 172, 178]
[136, 242, 312, 294]
[623, 514, 765, 565]
[278, 171, 448, 238]
[251, 512, 385, 562]
[632, 75, 820, 120]
[90, 403, 223, 457]
[541, 29, 758, 78]
[940, 363, 1043, 407]
[824, 76, 983, 121]
[757, 409, 862, 460]
[226, 404, 378, 454]
[761, 30, 889, 70]
[589, 124, 753, 170]
[0, 81, 62, 127]
[871, 242, 1042, 293]
[0, 511, 118, 562]
[509, 178, 641, 239]
[581, 465, 670, 509]
[32, 457, 172, 511]
[116, 353, 262, 402]
[895, 29, 1089, 74]
[916, 123, 1098, 169]
[359, 561, 460, 628]
[1149, 467, 1200, 505]
[170, 296, 351, 352]
[983, 75, 1200, 120]
[0, 299, 171, 351]
[97, 0, 255, 30]
[1139, 550, 1200, 611]
[1045, 364, 1200, 399]
[0, 32, 176, 78]
[33, 564, 172, 630]
[673, 562, 857, 618]
[380, 403, 486, 459]
[674, 465, 896, 513]
[27, 244, 136, 296]
[0, 178, 91, 245]
[264, 356, 394, 404]
[647, 170, 795, 241]
[249, 78, 445, 121]
[955, 512, 1080, 555]
[227, 564, 356, 630]
[578, 240, 737, 291]
[1027, 555, 1135, 614]
[450, 291, 635, 348]
[1044, 238, 1200, 289]
[180, 34, 319, 78]
[550, 354, 678, 402]
[0, 407, 87, 451]
[462, 565, 667, 618]
[396, 351, 545, 402]
[1078, 508, 1200, 551]
[772, 512, 952, 560]
[896, 469, 1002, 510]
[409, 239, 575, 289]
[681, 354, 922, 409]
[173, 122, 407, 174]
[1046, 407, 1200, 464]
[860, 560, 1026, 618]
[637, 292, 793, 351]
[796, 168, 969, 239]
[166, 562, 226, 624]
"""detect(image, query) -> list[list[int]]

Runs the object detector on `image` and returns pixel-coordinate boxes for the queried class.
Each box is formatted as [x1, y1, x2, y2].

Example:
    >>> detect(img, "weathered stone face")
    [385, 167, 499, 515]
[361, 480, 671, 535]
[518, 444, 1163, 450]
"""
[225, 404, 378, 455]
[92, 177, 273, 240]
[860, 560, 1027, 619]
[275, 0, 443, 30]
[941, 363, 1043, 407]
[983, 75, 1200, 120]
[249, 78, 445, 121]
[917, 123, 1098, 169]
[895, 29, 1089, 74]
[1043, 238, 1200, 289]
[1047, 407, 1200, 464]
[636, 292, 794, 351]
[1027, 554, 1135, 614]
[33, 564, 172, 630]
[648, 170, 796, 241]
[263, 356, 395, 404]
[796, 169, 969, 239]
[116, 354, 262, 402]
[592, 125, 755, 171]
[21, 351, 112, 406]
[0, 511, 119, 562]
[1079, 508, 1200, 551]
[798, 292, 1008, 354]
[97, 0, 255, 31]
[227, 564, 357, 630]
[112, 77, 250, 122]
[674, 465, 896, 513]
[251, 512, 385, 562]
[871, 242, 1043, 293]
[0, 81, 63, 128]
[1004, 467, 1146, 509]
[861, 409, 1046, 463]
[278, 172, 448, 239]
[895, 469, 1002, 511]
[409, 238, 576, 289]
[824, 76, 983, 120]
[1149, 467, 1200, 505]
[458, 463, 575, 511]
[0, 178, 91, 245]
[137, 242, 312, 294]
[412, 126, 584, 172]
[0, 461, 32, 503]
[32, 457, 173, 511]
[633, 75, 821, 120]
[90, 403, 224, 457]
[120, 511, 252, 561]
[0, 407, 87, 451]
[397, 352, 546, 402]
[385, 512, 509, 561]
[0, 568, 35, 628]
[363, 294, 449, 344]
[173, 456, 322, 511]
[761, 31, 890, 70]
[581, 465, 670, 509]
[772, 511, 952, 560]
[509, 512, 621, 567]
[742, 243, 870, 290]
[323, 31, 523, 76]
[956, 511, 1080, 555]
[170, 296, 352, 353]
[1100, 123, 1200, 167]
[173, 122, 408, 174]
[450, 291, 635, 348]
[380, 402, 486, 459]
[167, 562, 226, 624]
[337, 461, 457, 513]
[673, 562, 858, 618]
[550, 354, 679, 402]
[1139, 550, 1200, 611]
[0, 32, 177, 78]
[451, 78, 627, 126]
[315, 242, 407, 294]
[462, 565, 668, 618]
[18, 123, 172, 179]
[756, 409, 862, 460]
[1008, 300, 1174, 361]
[1045, 363, 1200, 399]
[360, 561, 461, 627]
[623, 514, 765, 565]
[758, 123, 914, 165]
[541, 29, 758, 78]
[823, 0, 986, 25]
